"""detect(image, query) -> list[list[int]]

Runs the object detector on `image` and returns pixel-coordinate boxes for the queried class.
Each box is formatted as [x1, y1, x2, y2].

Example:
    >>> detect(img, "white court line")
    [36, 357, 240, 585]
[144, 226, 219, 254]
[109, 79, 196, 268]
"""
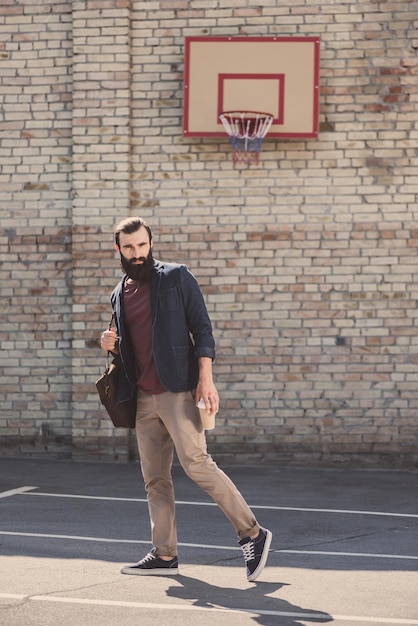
[1, 531, 234, 551]
[0, 486, 37, 498]
[0, 593, 417, 624]
[278, 549, 418, 561]
[1, 531, 417, 561]
[21, 490, 418, 519]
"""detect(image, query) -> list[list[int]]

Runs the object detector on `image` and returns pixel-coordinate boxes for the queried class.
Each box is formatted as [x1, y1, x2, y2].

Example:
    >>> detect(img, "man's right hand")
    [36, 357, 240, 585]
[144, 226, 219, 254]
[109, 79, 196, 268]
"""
[101, 327, 118, 352]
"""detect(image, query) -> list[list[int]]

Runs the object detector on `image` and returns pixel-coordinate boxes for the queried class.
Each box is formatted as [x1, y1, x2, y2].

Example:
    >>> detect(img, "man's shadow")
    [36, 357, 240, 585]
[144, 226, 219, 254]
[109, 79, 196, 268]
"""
[166, 575, 332, 626]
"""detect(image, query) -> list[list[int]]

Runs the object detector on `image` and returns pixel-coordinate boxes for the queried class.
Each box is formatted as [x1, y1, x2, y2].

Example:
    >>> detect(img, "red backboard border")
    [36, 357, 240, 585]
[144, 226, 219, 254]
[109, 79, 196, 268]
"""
[217, 73, 285, 126]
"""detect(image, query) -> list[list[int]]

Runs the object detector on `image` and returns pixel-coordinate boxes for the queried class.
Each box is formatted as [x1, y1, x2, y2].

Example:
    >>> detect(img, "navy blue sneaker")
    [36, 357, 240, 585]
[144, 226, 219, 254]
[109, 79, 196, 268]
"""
[121, 547, 179, 576]
[239, 527, 272, 582]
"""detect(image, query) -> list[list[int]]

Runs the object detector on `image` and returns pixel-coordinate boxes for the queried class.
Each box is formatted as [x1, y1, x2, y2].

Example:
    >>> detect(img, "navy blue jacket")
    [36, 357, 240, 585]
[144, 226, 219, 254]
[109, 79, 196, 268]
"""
[110, 260, 215, 403]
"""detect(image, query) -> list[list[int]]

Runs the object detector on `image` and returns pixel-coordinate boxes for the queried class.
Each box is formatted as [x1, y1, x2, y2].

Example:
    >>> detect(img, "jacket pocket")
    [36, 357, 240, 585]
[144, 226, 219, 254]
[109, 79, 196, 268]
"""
[172, 345, 194, 384]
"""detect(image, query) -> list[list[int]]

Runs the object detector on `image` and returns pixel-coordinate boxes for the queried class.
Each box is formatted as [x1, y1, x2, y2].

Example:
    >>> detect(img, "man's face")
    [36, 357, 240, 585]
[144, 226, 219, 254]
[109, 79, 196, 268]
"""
[115, 226, 153, 282]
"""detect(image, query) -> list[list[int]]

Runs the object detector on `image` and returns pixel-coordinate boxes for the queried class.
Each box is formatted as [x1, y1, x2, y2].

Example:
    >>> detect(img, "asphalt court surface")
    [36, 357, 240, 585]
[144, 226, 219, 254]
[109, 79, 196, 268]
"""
[0, 458, 417, 626]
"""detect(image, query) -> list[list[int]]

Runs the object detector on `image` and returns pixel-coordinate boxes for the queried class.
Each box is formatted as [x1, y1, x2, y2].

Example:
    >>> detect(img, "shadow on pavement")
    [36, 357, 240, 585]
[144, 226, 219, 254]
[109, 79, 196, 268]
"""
[167, 575, 332, 626]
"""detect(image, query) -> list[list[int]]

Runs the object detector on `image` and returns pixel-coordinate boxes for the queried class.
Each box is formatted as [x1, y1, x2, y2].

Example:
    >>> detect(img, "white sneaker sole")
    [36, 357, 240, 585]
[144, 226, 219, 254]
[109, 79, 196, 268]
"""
[121, 566, 179, 576]
[247, 529, 272, 582]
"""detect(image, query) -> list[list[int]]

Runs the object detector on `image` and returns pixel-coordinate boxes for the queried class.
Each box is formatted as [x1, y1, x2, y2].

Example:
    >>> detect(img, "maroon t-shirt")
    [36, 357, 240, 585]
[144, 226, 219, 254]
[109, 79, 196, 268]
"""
[123, 280, 166, 395]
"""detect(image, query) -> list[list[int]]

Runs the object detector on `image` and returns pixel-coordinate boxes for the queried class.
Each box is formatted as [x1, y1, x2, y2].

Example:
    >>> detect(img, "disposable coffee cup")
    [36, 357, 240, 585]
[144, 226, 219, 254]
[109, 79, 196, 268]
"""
[197, 399, 216, 430]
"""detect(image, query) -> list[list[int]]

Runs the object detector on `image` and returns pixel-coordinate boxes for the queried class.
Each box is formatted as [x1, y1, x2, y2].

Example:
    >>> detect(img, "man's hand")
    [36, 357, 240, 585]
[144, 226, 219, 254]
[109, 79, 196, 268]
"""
[101, 327, 118, 352]
[196, 357, 219, 415]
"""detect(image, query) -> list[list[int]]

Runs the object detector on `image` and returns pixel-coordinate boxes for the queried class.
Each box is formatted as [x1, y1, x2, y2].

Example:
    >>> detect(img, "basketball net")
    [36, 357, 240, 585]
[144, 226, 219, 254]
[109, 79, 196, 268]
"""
[219, 111, 273, 165]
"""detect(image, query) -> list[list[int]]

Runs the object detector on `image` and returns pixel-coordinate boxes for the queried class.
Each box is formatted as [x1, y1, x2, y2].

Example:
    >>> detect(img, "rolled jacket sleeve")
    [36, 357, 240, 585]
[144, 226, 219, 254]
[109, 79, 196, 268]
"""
[179, 265, 215, 361]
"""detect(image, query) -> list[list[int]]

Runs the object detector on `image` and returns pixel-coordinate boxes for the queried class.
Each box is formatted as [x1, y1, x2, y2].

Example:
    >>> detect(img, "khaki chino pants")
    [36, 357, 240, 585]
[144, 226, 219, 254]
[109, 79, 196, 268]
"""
[135, 389, 260, 557]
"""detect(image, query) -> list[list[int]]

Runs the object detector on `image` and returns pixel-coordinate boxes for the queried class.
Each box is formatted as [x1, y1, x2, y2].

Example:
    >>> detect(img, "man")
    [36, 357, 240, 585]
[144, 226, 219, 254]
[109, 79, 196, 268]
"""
[101, 216, 272, 581]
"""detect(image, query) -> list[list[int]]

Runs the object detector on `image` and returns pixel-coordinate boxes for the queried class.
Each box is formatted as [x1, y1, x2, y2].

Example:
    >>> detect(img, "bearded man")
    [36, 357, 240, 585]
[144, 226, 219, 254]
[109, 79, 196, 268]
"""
[100, 216, 272, 581]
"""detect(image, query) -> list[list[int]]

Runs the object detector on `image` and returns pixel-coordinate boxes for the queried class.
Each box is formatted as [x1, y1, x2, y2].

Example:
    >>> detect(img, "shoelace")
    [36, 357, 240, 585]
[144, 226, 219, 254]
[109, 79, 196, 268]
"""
[241, 539, 255, 563]
[142, 551, 158, 563]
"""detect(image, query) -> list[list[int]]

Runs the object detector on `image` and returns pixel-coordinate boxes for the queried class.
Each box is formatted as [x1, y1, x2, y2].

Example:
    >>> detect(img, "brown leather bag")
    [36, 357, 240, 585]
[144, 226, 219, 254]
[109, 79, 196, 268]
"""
[95, 315, 137, 429]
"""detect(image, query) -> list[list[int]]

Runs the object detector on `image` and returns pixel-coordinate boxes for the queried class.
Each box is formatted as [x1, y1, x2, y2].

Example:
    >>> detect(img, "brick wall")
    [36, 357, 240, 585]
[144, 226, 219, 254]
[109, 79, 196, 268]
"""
[1, 0, 417, 467]
[0, 0, 73, 457]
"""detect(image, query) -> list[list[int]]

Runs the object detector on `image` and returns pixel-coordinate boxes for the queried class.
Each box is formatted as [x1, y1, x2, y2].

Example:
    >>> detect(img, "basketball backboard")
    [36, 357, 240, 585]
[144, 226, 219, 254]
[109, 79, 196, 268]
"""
[183, 36, 320, 139]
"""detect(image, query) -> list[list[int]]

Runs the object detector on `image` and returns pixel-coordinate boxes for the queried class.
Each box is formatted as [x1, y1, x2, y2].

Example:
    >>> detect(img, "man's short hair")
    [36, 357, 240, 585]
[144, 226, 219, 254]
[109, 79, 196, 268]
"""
[114, 217, 153, 248]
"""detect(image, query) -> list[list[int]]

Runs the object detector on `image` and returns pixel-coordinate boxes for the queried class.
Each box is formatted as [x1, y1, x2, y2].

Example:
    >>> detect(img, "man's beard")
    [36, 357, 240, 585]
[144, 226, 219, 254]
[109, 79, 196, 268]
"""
[120, 250, 154, 283]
